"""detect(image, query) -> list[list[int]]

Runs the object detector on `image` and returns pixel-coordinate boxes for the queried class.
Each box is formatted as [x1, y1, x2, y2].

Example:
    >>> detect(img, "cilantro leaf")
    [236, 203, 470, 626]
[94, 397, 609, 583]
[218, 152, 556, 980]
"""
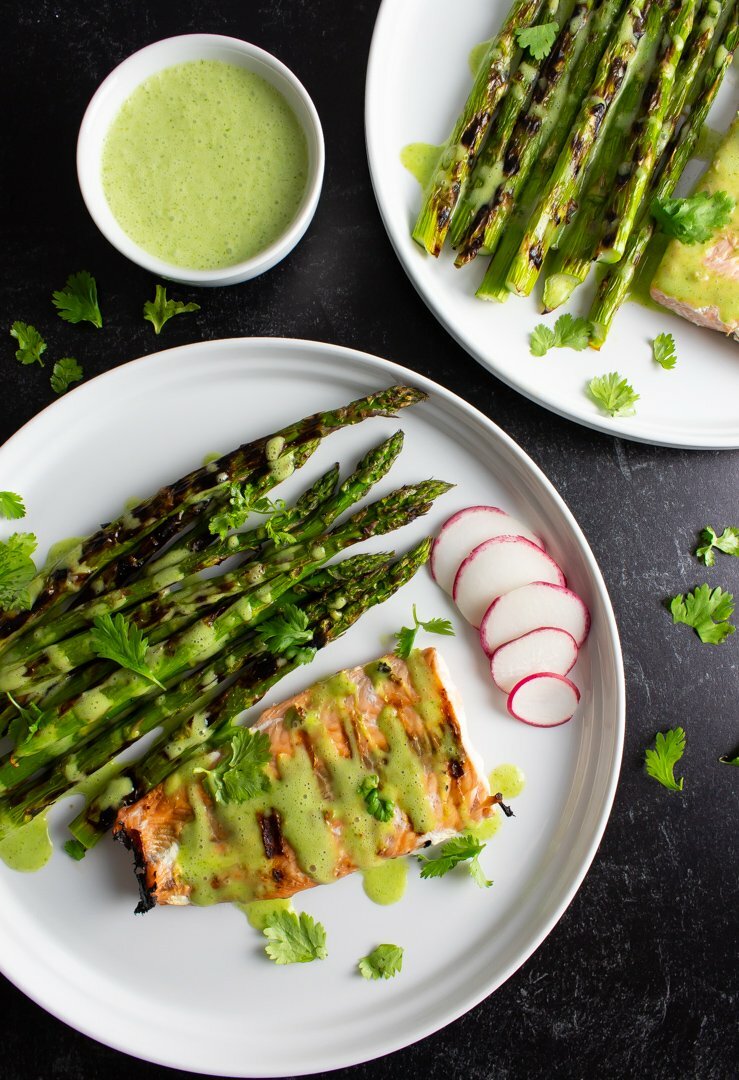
[515, 22, 558, 60]
[50, 357, 84, 395]
[530, 314, 591, 356]
[0, 533, 38, 611]
[63, 838, 87, 861]
[652, 332, 677, 370]
[200, 727, 272, 804]
[644, 728, 686, 792]
[90, 613, 165, 687]
[209, 482, 256, 538]
[418, 832, 491, 887]
[588, 372, 639, 417]
[143, 284, 200, 335]
[0, 492, 26, 520]
[258, 604, 314, 660]
[263, 910, 328, 964]
[358, 944, 404, 980]
[10, 321, 46, 366]
[468, 854, 493, 888]
[358, 773, 395, 822]
[529, 323, 556, 357]
[5, 692, 47, 746]
[695, 526, 739, 567]
[251, 496, 294, 547]
[52, 271, 102, 328]
[394, 604, 455, 659]
[670, 584, 735, 645]
[553, 313, 591, 350]
[652, 190, 735, 245]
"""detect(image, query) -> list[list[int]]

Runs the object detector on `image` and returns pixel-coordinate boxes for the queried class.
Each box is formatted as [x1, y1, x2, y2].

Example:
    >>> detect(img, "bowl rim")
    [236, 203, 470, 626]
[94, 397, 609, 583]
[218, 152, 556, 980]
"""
[76, 33, 325, 286]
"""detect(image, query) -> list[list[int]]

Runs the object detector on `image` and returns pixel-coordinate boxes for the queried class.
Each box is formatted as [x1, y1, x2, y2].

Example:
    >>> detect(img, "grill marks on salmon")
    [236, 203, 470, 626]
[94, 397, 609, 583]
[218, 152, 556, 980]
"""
[114, 648, 495, 909]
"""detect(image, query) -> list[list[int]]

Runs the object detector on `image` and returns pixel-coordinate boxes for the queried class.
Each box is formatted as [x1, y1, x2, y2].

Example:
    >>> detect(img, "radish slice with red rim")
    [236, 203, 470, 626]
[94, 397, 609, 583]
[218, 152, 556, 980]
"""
[431, 506, 544, 595]
[507, 673, 580, 728]
[453, 536, 565, 628]
[480, 581, 590, 656]
[491, 627, 578, 694]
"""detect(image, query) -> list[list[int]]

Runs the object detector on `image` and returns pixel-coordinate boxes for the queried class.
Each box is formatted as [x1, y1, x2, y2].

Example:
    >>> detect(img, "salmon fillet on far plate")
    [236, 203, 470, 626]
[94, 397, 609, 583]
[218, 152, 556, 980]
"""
[114, 648, 498, 910]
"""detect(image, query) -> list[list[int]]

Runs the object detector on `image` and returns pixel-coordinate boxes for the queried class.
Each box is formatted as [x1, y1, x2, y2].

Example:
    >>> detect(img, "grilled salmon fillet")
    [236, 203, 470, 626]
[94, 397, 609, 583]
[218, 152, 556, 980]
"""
[650, 116, 739, 339]
[114, 648, 495, 909]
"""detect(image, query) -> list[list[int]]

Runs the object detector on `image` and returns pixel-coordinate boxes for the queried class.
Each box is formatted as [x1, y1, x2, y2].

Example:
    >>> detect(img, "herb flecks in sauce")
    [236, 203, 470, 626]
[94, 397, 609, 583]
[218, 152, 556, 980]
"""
[102, 60, 309, 270]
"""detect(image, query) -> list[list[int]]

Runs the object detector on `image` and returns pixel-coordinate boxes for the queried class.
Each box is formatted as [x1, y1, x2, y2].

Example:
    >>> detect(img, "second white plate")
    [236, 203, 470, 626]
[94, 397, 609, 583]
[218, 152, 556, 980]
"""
[365, 0, 739, 448]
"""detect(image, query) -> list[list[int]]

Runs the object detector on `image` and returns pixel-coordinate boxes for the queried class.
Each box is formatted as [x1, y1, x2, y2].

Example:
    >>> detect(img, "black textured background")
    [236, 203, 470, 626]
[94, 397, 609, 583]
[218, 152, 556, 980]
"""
[1, 3, 738, 1079]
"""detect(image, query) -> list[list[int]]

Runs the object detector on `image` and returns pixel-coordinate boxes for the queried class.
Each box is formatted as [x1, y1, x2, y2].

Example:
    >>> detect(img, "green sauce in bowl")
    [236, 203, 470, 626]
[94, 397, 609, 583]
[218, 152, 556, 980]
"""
[101, 60, 309, 271]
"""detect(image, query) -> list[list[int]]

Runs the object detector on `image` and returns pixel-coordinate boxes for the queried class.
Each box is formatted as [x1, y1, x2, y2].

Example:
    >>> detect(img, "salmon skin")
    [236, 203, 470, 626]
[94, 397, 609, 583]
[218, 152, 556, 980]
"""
[115, 648, 496, 910]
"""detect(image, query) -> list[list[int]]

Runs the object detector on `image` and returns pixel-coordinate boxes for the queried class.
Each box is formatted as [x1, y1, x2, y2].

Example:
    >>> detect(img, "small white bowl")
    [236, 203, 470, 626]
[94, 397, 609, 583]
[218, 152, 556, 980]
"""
[77, 34, 324, 286]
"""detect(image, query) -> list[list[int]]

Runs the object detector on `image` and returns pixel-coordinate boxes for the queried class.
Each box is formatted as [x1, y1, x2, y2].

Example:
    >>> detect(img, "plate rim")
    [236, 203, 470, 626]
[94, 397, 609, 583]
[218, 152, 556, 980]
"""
[0, 336, 626, 1075]
[364, 0, 739, 451]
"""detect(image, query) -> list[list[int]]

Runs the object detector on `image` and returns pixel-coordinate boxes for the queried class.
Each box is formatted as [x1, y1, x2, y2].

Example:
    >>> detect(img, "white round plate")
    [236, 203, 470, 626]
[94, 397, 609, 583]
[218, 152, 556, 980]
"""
[365, 0, 739, 448]
[0, 338, 624, 1076]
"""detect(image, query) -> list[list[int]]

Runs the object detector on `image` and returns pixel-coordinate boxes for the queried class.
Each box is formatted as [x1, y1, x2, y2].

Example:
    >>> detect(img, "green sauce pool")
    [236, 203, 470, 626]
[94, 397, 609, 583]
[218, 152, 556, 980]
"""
[102, 60, 309, 270]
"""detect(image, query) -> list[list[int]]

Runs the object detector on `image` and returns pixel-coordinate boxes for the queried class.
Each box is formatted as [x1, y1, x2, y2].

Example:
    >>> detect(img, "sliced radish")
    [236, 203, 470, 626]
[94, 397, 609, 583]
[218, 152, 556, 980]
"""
[431, 506, 544, 595]
[453, 536, 565, 628]
[507, 673, 580, 727]
[491, 627, 578, 693]
[480, 581, 590, 657]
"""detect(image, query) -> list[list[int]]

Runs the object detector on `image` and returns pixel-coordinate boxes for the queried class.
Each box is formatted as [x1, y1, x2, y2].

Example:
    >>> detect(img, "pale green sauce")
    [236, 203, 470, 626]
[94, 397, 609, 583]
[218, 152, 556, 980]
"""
[102, 60, 309, 270]
[468, 39, 492, 75]
[630, 234, 670, 312]
[469, 813, 502, 841]
[238, 897, 293, 930]
[202, 451, 222, 466]
[173, 653, 458, 905]
[400, 143, 445, 188]
[43, 537, 85, 569]
[0, 813, 52, 872]
[488, 763, 526, 800]
[651, 117, 739, 327]
[694, 124, 723, 161]
[362, 859, 408, 905]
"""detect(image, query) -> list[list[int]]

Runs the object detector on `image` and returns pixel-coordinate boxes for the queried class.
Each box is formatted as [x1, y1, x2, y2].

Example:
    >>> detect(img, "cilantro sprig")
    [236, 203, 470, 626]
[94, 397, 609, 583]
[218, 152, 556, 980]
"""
[258, 604, 316, 665]
[644, 728, 686, 792]
[669, 584, 735, 645]
[695, 526, 739, 567]
[515, 22, 558, 60]
[5, 692, 47, 746]
[394, 605, 454, 659]
[358, 773, 395, 822]
[50, 357, 84, 395]
[588, 372, 639, 417]
[0, 492, 26, 520]
[252, 496, 294, 546]
[652, 332, 677, 370]
[263, 910, 328, 964]
[652, 190, 735, 245]
[418, 833, 492, 888]
[358, 944, 404, 980]
[530, 313, 591, 356]
[52, 271, 102, 328]
[209, 482, 256, 538]
[90, 613, 165, 687]
[143, 284, 200, 335]
[10, 321, 47, 366]
[197, 727, 272, 804]
[0, 533, 38, 612]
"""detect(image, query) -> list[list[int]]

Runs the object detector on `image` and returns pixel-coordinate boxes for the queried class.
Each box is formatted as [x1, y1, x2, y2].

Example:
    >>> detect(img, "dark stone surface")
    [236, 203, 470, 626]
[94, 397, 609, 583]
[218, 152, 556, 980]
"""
[1, 2, 737, 1078]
